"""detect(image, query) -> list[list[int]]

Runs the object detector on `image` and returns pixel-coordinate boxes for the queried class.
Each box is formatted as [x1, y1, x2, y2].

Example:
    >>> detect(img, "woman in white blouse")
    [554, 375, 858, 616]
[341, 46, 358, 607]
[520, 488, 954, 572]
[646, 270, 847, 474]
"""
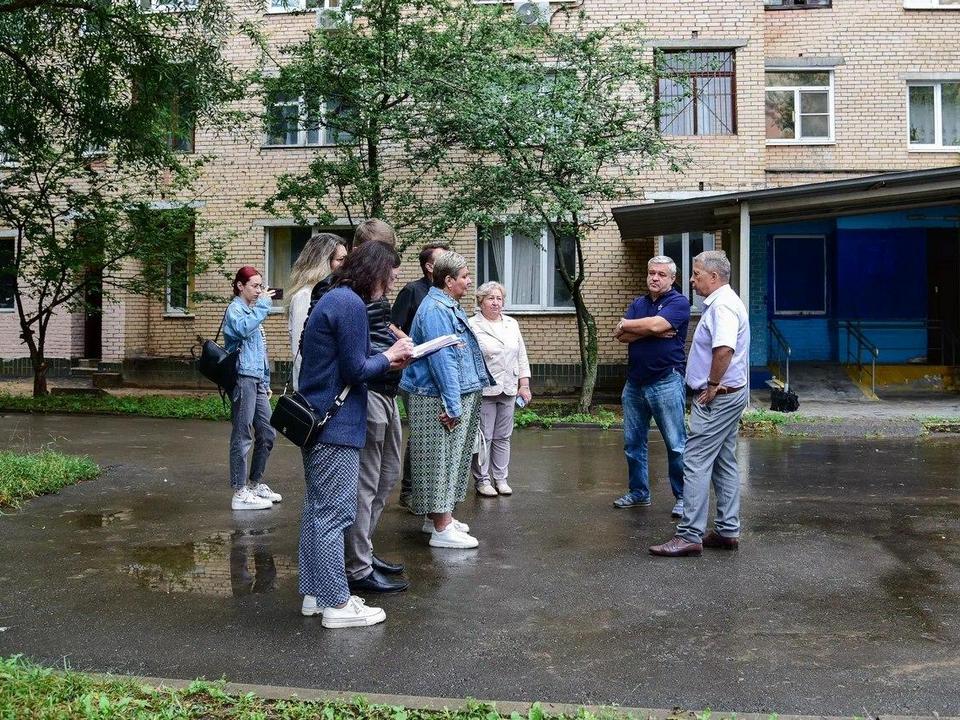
[467, 281, 532, 497]
[288, 233, 348, 390]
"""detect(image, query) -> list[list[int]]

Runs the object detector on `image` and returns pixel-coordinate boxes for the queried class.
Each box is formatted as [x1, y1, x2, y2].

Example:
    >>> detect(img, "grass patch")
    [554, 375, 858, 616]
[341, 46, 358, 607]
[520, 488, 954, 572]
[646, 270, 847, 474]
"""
[0, 654, 705, 720]
[0, 450, 100, 508]
[0, 392, 233, 422]
[514, 404, 620, 430]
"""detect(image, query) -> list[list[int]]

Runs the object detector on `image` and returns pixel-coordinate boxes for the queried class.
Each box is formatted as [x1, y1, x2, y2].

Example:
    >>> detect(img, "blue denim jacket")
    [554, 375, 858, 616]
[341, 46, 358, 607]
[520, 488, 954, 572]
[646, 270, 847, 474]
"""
[223, 296, 272, 383]
[400, 287, 493, 417]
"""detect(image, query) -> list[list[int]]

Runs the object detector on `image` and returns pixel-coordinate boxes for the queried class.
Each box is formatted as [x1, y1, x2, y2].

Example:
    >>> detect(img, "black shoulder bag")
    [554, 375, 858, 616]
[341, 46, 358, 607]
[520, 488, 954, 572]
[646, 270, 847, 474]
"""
[193, 311, 240, 404]
[269, 302, 351, 447]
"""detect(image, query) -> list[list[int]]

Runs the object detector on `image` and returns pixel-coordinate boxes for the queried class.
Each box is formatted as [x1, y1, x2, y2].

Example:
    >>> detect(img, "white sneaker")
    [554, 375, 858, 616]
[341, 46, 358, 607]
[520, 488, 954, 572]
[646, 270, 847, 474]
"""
[429, 524, 479, 549]
[251, 483, 282, 503]
[476, 480, 498, 497]
[421, 517, 470, 534]
[494, 480, 512, 496]
[231, 488, 272, 511]
[321, 595, 386, 628]
[301, 595, 323, 616]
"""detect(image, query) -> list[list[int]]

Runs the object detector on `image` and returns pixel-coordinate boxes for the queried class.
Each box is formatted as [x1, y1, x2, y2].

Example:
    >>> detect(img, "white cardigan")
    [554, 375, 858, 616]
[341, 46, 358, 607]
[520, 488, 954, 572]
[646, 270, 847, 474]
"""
[287, 286, 312, 391]
[468, 312, 531, 397]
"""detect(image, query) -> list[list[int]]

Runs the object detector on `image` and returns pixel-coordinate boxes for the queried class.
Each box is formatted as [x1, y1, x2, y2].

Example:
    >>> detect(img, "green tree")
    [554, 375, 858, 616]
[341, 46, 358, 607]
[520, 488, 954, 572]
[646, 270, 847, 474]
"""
[0, 0, 244, 395]
[249, 0, 533, 242]
[436, 13, 687, 411]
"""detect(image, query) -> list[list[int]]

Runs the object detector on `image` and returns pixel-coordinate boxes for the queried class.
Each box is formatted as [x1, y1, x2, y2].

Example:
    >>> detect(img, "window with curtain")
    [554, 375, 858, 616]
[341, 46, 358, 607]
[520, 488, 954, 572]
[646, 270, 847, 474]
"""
[765, 71, 833, 142]
[658, 231, 716, 313]
[909, 81, 960, 149]
[476, 224, 574, 311]
[656, 50, 736, 136]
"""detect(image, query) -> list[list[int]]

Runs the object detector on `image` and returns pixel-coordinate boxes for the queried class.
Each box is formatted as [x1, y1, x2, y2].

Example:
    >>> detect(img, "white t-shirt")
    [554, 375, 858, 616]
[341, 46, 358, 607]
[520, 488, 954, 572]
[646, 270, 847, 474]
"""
[684, 283, 750, 390]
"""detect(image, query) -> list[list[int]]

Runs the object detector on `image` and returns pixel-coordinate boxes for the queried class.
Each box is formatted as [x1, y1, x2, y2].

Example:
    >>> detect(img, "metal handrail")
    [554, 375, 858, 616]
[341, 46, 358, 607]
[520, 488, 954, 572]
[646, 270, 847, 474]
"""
[841, 320, 879, 396]
[768, 321, 791, 392]
[838, 319, 959, 367]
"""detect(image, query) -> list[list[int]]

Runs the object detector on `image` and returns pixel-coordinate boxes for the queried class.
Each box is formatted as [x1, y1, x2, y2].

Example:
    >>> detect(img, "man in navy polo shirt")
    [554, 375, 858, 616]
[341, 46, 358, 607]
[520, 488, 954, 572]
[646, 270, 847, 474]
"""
[613, 255, 690, 516]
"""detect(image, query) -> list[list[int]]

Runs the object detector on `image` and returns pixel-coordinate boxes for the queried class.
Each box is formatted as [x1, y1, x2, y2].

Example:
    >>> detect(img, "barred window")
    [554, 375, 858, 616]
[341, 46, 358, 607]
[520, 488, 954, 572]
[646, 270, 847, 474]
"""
[656, 50, 736, 136]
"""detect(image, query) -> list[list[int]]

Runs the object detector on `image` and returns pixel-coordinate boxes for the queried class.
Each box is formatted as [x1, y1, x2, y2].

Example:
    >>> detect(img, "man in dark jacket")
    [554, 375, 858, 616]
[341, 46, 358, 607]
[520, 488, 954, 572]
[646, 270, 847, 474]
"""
[391, 241, 449, 509]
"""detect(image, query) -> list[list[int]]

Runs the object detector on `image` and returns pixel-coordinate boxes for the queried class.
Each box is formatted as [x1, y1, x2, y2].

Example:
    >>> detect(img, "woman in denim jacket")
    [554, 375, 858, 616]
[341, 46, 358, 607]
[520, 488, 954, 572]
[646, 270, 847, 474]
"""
[223, 266, 280, 512]
[400, 250, 493, 550]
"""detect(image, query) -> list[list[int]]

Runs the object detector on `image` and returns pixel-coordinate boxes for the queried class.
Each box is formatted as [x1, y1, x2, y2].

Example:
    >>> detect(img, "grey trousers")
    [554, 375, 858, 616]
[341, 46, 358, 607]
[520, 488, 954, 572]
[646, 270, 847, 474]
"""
[471, 393, 516, 485]
[344, 390, 403, 581]
[676, 387, 749, 543]
[229, 376, 276, 490]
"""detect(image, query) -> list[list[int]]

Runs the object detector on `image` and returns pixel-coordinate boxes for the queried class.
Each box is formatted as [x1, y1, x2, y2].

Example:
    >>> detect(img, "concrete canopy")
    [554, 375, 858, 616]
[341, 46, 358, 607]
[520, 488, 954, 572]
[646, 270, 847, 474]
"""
[613, 165, 960, 239]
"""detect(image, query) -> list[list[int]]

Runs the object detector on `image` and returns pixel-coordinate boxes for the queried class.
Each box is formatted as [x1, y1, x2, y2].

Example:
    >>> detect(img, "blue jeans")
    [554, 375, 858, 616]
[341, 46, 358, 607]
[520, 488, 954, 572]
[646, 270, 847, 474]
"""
[622, 371, 687, 501]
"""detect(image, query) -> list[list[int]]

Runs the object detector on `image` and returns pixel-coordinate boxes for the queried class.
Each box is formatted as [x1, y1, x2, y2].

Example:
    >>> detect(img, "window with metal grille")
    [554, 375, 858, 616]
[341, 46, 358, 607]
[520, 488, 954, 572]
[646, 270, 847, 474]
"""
[656, 50, 736, 136]
[764, 0, 832, 9]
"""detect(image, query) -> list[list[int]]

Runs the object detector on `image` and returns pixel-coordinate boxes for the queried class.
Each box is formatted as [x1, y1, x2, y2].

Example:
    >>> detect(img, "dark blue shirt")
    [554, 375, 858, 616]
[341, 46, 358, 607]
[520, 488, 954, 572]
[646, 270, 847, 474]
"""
[298, 286, 391, 449]
[624, 288, 691, 386]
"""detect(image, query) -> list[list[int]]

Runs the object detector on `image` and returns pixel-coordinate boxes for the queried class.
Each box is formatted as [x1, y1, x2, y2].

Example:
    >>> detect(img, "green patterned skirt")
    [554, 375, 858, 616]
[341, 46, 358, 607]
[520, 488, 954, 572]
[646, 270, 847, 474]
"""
[407, 392, 482, 515]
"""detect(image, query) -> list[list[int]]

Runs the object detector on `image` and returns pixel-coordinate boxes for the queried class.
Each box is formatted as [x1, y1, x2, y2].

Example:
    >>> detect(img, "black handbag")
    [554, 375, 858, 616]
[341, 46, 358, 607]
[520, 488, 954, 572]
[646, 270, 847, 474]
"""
[193, 312, 240, 397]
[271, 386, 351, 447]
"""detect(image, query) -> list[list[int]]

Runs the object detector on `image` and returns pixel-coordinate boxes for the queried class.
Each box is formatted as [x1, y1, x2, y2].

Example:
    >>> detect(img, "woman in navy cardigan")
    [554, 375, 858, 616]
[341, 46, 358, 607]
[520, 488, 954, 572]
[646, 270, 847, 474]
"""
[296, 241, 413, 629]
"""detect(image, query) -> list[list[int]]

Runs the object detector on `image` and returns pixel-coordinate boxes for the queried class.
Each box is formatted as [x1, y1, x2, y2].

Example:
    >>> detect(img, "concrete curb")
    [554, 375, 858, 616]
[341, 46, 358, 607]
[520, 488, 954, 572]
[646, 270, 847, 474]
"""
[91, 673, 959, 720]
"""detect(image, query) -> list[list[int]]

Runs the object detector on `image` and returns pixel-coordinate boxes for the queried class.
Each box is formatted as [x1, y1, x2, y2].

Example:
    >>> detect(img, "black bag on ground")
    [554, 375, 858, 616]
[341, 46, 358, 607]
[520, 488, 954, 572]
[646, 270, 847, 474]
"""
[193, 311, 240, 397]
[770, 387, 799, 412]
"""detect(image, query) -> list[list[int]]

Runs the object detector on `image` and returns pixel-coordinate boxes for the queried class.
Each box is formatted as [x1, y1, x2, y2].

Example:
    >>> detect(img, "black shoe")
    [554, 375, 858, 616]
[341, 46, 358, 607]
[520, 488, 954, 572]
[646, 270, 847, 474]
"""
[372, 554, 404, 575]
[348, 569, 409, 594]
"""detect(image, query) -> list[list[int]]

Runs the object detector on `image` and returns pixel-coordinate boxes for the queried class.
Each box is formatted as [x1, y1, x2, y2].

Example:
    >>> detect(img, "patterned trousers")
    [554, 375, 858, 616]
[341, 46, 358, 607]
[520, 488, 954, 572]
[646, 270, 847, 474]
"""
[298, 442, 359, 606]
[407, 392, 482, 515]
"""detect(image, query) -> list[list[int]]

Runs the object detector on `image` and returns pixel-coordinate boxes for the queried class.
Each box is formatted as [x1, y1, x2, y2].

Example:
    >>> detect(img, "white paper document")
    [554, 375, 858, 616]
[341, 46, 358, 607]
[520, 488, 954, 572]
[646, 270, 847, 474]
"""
[411, 334, 461, 360]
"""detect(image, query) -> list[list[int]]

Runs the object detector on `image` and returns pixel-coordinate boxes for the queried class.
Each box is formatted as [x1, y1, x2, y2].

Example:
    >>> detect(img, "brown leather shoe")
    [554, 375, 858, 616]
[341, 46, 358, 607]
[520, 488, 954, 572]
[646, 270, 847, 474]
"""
[649, 536, 702, 557]
[702, 530, 739, 550]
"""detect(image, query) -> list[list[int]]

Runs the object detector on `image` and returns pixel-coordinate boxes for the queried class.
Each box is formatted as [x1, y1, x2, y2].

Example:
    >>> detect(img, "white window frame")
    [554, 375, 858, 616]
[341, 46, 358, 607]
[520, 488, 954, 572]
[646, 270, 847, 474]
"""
[0, 230, 16, 312]
[267, 0, 351, 13]
[765, 69, 835, 145]
[907, 81, 960, 151]
[165, 260, 191, 315]
[477, 224, 576, 313]
[656, 231, 715, 314]
[141, 0, 198, 12]
[263, 225, 351, 314]
[771, 235, 827, 316]
[903, 0, 960, 8]
[263, 96, 349, 148]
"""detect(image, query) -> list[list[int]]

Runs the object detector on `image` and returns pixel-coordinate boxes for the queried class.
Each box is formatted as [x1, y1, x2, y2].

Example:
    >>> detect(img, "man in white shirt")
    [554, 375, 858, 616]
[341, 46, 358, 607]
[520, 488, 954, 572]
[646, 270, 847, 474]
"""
[650, 250, 750, 557]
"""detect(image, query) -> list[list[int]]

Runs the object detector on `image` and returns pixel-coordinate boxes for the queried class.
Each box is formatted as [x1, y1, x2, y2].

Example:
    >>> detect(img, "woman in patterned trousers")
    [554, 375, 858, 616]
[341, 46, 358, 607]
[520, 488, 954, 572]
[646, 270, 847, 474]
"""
[295, 241, 413, 628]
[400, 251, 494, 550]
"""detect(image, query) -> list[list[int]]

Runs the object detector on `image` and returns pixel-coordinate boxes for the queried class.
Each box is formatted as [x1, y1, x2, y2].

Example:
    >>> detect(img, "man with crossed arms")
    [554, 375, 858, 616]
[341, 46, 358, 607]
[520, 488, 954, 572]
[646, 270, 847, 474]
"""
[650, 250, 750, 557]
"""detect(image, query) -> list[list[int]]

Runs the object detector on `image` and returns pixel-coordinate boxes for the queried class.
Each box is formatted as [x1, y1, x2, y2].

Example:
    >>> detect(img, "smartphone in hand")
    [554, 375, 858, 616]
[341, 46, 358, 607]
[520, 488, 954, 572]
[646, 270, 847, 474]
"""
[515, 395, 527, 408]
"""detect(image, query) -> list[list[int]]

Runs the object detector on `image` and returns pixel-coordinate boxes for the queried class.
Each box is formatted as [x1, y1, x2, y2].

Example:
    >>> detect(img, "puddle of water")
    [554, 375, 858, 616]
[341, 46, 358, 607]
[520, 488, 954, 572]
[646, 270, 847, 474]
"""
[122, 529, 295, 597]
[65, 509, 132, 529]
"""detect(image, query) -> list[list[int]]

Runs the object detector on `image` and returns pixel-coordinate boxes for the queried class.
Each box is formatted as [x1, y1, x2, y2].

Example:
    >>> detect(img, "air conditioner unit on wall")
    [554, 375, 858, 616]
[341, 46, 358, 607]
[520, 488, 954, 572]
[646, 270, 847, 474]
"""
[315, 6, 344, 29]
[513, 0, 550, 26]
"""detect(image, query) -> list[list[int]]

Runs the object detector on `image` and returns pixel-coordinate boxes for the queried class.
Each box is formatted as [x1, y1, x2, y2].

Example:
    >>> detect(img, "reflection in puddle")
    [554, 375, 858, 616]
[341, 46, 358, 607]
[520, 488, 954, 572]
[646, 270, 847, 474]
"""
[122, 527, 295, 597]
[65, 509, 133, 528]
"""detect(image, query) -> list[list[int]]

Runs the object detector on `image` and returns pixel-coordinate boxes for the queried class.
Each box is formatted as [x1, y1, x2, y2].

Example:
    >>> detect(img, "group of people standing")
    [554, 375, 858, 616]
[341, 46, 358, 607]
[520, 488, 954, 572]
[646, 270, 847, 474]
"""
[613, 251, 751, 558]
[221, 220, 532, 629]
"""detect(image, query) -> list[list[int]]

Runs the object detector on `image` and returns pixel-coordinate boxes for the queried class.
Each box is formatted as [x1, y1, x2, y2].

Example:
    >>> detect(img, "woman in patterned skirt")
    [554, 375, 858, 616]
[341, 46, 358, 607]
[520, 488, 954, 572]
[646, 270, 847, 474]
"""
[296, 241, 413, 628]
[400, 251, 493, 549]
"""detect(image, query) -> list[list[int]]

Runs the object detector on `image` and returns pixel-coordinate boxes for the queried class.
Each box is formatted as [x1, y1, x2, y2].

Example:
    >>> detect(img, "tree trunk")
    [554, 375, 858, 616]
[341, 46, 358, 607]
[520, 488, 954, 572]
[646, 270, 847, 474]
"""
[32, 356, 49, 397]
[572, 289, 598, 413]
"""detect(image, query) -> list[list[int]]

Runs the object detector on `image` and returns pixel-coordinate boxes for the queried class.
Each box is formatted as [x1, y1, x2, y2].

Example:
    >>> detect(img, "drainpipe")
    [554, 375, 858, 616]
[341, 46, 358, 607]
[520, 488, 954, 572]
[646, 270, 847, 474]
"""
[738, 201, 751, 306]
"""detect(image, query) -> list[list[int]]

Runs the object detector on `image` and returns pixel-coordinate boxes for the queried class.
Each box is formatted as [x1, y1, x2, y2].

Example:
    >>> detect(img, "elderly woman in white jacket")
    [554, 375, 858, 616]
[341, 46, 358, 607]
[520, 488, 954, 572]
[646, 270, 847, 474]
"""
[467, 281, 532, 497]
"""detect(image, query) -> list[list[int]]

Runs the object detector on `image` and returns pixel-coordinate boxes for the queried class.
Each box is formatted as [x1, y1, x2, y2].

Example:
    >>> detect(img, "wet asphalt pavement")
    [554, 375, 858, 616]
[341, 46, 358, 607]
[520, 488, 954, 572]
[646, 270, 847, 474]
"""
[1, 413, 959, 716]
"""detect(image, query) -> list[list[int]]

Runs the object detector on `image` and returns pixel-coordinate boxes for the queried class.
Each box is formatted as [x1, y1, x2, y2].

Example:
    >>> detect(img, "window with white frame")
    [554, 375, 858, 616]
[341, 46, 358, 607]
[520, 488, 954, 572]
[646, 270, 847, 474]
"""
[765, 70, 833, 142]
[656, 50, 737, 136]
[908, 81, 960, 149]
[765, 0, 831, 7]
[0, 233, 15, 311]
[657, 231, 716, 313]
[264, 95, 352, 147]
[476, 224, 575, 311]
[903, 0, 960, 8]
[0, 126, 15, 165]
[140, 0, 198, 11]
[267, 0, 351, 12]
[265, 226, 351, 307]
[165, 224, 194, 314]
